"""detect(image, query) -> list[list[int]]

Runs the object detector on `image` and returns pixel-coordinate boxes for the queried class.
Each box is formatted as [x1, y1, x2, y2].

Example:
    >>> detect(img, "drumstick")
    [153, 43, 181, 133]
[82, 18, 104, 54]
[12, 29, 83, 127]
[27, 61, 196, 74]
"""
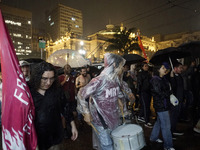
[89, 122, 100, 135]
[83, 114, 100, 134]
[118, 99, 126, 124]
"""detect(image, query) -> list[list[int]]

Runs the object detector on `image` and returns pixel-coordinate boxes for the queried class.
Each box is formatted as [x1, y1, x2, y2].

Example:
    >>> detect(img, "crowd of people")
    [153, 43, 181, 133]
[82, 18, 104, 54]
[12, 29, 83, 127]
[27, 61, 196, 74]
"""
[0, 53, 200, 150]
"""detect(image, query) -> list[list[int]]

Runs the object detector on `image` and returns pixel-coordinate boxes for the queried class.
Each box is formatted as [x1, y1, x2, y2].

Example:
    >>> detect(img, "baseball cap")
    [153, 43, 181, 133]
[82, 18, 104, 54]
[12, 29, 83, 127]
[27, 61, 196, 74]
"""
[19, 60, 30, 67]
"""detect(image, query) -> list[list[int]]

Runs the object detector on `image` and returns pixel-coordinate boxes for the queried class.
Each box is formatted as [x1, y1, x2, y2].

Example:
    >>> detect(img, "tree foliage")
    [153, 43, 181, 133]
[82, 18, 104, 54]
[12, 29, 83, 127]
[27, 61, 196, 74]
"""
[106, 27, 141, 55]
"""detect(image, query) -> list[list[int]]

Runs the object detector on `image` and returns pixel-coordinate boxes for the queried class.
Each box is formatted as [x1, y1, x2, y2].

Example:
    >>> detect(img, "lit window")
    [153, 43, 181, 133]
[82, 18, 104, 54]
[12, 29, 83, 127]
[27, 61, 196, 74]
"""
[13, 33, 22, 37]
[75, 25, 79, 28]
[50, 22, 54, 26]
[26, 50, 32, 53]
[71, 17, 76, 21]
[5, 20, 21, 26]
[26, 46, 30, 49]
[18, 42, 23, 45]
[48, 16, 51, 21]
[18, 46, 21, 48]
[28, 21, 31, 24]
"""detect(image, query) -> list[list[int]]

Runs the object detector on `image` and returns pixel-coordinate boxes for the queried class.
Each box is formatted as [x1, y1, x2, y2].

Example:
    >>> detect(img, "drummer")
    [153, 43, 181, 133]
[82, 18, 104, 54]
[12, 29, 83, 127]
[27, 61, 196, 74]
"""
[77, 53, 135, 150]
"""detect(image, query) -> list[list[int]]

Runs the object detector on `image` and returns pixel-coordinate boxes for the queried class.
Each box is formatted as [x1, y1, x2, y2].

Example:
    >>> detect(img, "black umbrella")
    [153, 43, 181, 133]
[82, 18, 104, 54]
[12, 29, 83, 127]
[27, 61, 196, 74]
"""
[149, 47, 190, 65]
[123, 54, 146, 64]
[24, 58, 45, 64]
[178, 41, 200, 58]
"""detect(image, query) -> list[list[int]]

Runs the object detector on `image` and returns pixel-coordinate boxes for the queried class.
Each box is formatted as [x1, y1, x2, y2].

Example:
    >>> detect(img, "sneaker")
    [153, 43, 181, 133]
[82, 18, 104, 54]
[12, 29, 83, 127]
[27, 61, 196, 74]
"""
[156, 139, 163, 143]
[150, 138, 163, 143]
[193, 126, 200, 133]
[138, 117, 145, 123]
[173, 131, 184, 136]
[145, 122, 153, 128]
[164, 148, 175, 150]
[172, 135, 176, 140]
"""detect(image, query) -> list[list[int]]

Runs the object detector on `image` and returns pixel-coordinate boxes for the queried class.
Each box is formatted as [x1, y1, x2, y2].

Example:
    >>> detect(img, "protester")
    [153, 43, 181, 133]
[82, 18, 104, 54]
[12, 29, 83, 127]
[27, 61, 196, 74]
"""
[150, 63, 174, 150]
[59, 64, 77, 138]
[76, 67, 91, 91]
[19, 60, 30, 81]
[76, 67, 91, 126]
[181, 61, 195, 122]
[137, 62, 153, 128]
[59, 64, 77, 115]
[170, 62, 184, 138]
[128, 64, 139, 110]
[29, 61, 78, 150]
[77, 53, 135, 150]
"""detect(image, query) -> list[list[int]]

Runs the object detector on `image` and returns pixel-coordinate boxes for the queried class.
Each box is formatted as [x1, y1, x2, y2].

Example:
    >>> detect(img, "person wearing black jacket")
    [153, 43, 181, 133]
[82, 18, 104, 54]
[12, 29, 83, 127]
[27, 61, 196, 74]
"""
[150, 63, 174, 150]
[170, 62, 184, 136]
[29, 62, 78, 150]
[137, 62, 152, 128]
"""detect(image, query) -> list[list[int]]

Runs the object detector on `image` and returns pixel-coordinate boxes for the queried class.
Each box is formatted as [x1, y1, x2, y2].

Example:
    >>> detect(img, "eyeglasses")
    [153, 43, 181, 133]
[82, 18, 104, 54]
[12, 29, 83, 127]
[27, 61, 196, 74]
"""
[41, 77, 55, 82]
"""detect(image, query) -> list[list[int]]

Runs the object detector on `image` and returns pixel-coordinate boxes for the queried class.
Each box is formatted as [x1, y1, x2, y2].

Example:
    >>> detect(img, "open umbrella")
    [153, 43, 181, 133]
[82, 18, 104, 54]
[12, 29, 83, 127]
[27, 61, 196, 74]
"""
[178, 41, 200, 58]
[123, 54, 146, 64]
[149, 47, 190, 65]
[47, 49, 89, 68]
[25, 58, 45, 64]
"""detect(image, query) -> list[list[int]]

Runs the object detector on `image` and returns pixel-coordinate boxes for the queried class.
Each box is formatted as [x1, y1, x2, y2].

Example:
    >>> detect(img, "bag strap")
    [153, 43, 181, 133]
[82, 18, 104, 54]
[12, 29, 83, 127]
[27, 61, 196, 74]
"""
[96, 110, 108, 129]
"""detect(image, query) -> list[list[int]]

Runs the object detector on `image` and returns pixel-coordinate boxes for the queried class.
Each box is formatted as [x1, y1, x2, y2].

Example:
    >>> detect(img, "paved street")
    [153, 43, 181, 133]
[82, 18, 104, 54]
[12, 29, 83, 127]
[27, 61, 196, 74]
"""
[62, 115, 200, 150]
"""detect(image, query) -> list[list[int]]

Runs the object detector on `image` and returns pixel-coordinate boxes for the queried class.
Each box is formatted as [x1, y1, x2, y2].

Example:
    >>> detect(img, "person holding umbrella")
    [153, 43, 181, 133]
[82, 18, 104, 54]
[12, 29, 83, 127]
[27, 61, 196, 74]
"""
[150, 62, 174, 150]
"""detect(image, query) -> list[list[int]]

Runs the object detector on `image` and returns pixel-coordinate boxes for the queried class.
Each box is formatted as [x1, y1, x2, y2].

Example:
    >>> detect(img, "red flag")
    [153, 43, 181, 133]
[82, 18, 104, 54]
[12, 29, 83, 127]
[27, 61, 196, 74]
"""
[0, 11, 37, 149]
[137, 35, 148, 62]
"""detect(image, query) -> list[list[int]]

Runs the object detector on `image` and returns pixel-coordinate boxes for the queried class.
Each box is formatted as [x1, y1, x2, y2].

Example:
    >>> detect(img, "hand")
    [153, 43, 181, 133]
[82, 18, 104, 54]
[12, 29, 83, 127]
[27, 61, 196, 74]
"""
[70, 121, 78, 141]
[128, 93, 135, 104]
[83, 113, 92, 125]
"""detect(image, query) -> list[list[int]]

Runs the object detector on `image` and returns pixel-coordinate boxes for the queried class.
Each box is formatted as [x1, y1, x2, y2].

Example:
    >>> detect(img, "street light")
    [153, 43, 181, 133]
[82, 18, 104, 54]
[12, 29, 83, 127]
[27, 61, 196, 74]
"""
[80, 41, 84, 46]
[79, 49, 86, 55]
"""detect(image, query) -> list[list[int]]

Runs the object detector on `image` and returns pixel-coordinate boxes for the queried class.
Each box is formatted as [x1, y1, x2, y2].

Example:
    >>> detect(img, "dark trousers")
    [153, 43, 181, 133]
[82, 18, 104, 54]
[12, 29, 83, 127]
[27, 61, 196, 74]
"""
[170, 103, 181, 133]
[139, 92, 151, 123]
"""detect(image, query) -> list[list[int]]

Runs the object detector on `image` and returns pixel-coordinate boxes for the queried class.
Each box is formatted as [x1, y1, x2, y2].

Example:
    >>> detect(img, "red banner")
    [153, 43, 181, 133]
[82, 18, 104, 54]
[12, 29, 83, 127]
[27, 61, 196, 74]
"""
[0, 11, 37, 150]
[138, 35, 148, 62]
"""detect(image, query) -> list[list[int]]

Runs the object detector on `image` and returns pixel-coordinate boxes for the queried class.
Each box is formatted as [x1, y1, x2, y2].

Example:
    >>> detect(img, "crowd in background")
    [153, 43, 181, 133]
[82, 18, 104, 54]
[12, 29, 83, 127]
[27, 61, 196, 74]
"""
[0, 54, 200, 150]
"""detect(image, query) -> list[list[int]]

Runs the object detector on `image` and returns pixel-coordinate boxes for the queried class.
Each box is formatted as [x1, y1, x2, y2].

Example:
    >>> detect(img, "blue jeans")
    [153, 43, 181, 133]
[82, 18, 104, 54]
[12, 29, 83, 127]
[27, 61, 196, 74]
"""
[150, 111, 173, 149]
[93, 124, 113, 150]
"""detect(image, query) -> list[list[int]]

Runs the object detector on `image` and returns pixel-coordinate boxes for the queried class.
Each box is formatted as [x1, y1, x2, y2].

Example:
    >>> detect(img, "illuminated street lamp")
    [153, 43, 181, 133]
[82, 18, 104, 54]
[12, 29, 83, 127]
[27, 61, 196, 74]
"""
[80, 41, 84, 46]
[79, 49, 86, 55]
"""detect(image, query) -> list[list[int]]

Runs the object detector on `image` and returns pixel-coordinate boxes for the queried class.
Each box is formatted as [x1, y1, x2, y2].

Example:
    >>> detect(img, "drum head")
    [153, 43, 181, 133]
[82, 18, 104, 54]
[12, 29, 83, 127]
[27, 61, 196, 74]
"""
[112, 124, 142, 138]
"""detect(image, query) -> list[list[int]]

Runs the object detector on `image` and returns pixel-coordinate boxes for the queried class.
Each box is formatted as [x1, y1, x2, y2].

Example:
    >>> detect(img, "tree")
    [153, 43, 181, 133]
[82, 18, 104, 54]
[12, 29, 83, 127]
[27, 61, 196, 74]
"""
[106, 27, 141, 55]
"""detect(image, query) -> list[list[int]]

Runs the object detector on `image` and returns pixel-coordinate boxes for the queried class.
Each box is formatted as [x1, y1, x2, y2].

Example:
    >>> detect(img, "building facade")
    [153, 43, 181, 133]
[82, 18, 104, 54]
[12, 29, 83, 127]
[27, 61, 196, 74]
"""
[45, 4, 83, 42]
[0, 4, 32, 60]
[45, 22, 200, 63]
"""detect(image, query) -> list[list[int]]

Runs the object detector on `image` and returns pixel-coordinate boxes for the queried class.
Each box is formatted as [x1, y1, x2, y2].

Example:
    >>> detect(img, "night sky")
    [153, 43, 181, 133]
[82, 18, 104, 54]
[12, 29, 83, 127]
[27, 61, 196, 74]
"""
[2, 0, 200, 37]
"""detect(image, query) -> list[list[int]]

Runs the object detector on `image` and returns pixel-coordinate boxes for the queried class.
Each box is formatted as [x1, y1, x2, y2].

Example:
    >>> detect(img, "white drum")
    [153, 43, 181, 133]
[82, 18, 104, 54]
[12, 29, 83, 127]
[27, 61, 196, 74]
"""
[111, 124, 146, 150]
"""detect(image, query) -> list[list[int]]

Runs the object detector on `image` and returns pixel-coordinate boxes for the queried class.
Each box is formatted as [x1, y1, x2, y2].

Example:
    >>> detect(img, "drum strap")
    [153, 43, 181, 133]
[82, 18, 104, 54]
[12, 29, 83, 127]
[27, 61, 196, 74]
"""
[97, 110, 108, 129]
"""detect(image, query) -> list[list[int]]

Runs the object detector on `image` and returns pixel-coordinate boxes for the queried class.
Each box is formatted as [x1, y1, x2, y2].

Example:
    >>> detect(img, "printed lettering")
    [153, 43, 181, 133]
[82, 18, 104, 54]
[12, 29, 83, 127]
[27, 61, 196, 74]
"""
[14, 89, 28, 105]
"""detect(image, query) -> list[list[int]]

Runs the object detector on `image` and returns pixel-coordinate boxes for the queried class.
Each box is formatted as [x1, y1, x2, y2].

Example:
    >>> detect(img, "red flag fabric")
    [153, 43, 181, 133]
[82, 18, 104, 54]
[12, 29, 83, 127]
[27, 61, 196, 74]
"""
[0, 11, 37, 150]
[137, 35, 148, 62]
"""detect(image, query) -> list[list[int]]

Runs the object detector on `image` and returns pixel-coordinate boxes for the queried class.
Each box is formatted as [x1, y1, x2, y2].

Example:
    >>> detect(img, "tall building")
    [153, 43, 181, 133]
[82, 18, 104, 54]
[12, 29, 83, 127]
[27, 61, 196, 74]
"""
[0, 4, 32, 60]
[45, 4, 83, 42]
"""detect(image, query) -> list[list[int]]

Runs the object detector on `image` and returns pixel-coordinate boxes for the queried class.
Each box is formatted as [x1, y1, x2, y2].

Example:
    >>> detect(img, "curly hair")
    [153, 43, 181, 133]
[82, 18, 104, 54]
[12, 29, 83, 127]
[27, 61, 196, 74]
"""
[29, 61, 59, 91]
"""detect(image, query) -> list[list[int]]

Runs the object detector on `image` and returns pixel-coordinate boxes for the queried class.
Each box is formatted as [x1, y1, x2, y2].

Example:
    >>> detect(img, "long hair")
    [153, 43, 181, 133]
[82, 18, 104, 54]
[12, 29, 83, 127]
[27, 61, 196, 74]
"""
[29, 61, 59, 91]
